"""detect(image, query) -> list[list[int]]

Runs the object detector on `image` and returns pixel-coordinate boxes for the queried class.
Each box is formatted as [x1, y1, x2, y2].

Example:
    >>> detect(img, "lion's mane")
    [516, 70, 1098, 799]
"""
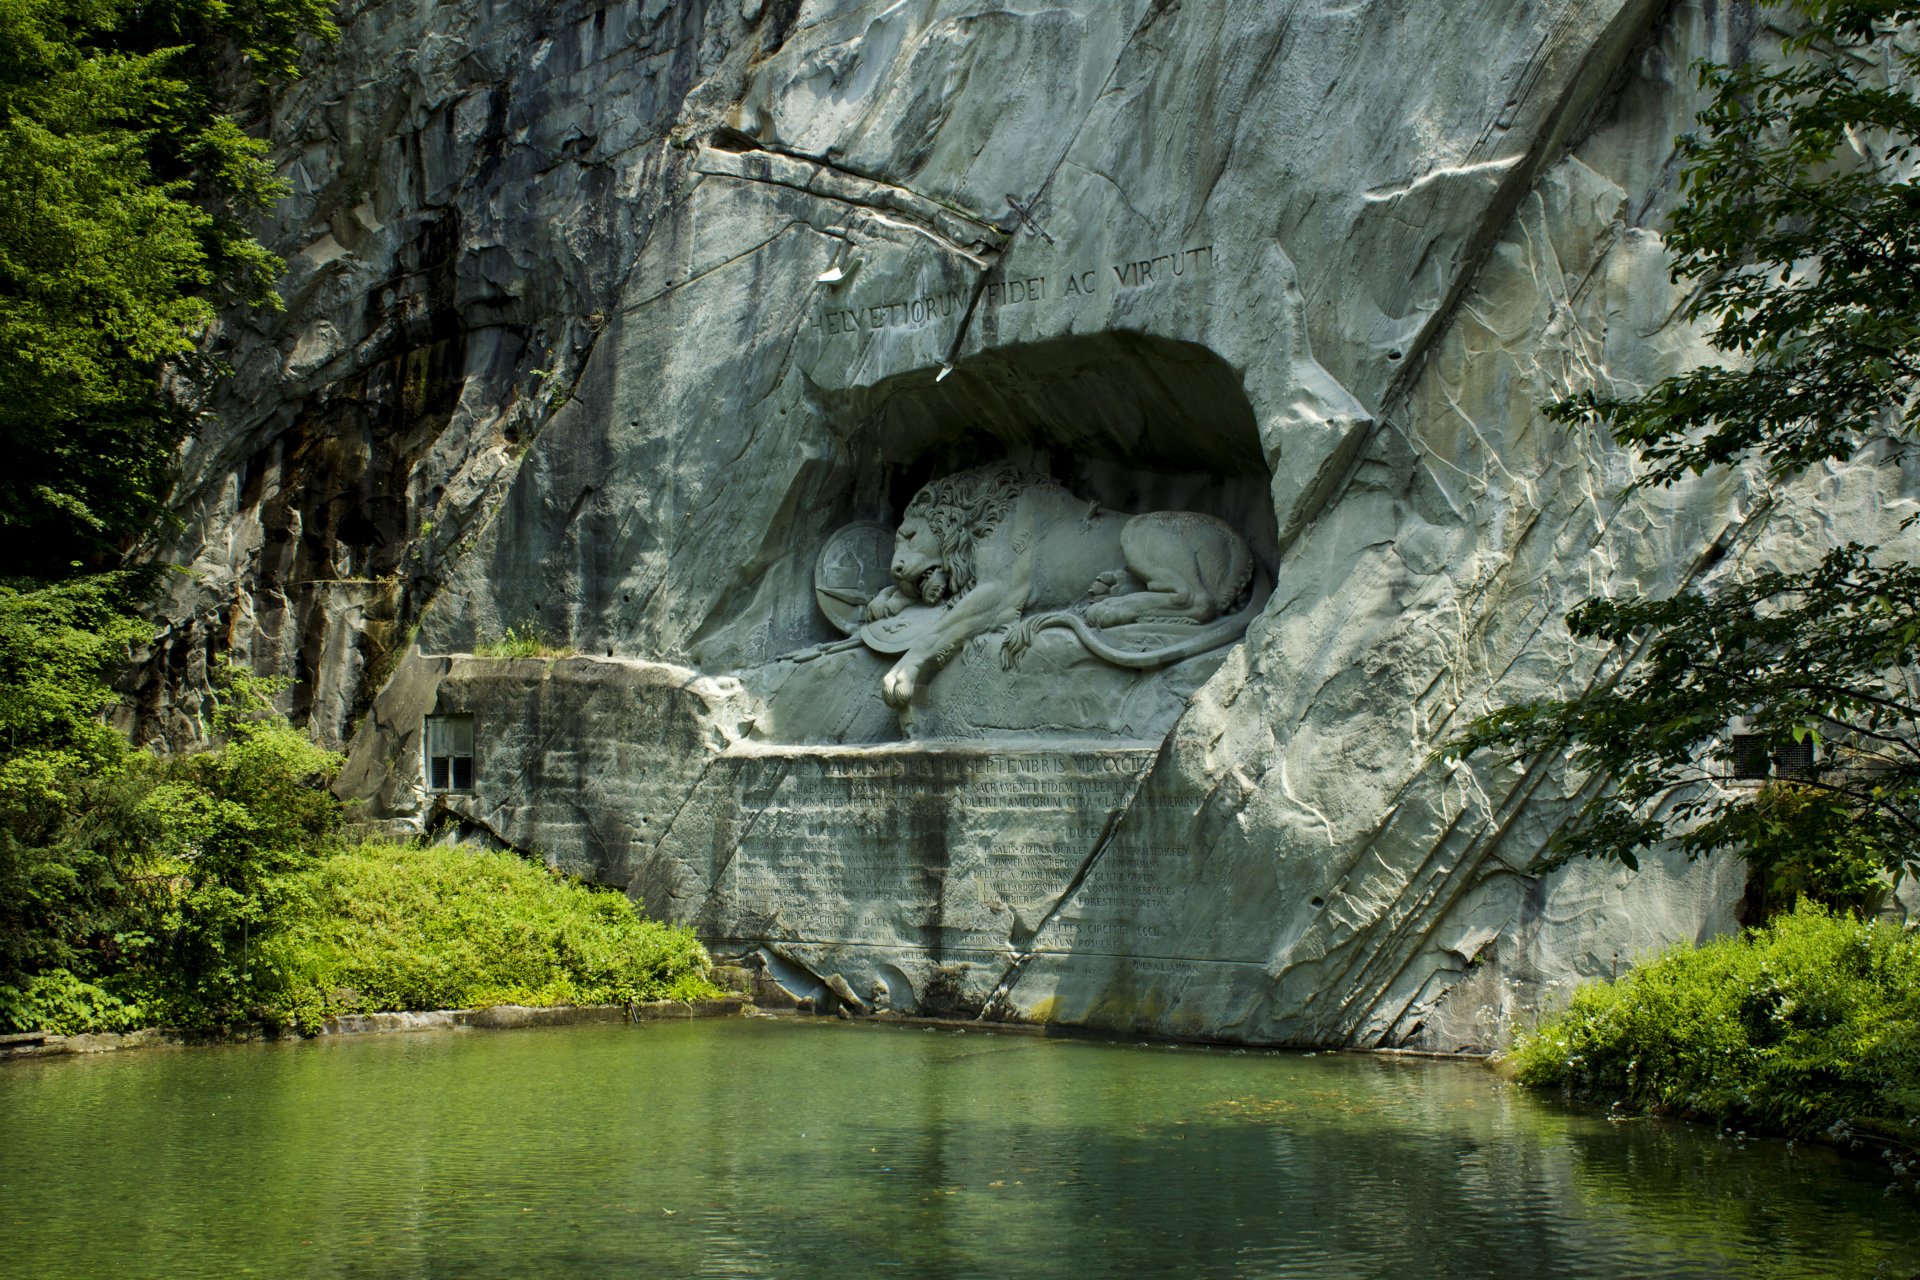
[903, 463, 1059, 599]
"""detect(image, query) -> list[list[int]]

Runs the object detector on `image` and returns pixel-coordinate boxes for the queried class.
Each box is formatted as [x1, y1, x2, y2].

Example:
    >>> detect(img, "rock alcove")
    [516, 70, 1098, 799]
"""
[732, 332, 1278, 744]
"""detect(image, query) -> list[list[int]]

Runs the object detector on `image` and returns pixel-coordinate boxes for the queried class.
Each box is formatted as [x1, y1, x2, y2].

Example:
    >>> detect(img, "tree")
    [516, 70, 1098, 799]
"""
[0, 625, 344, 1031]
[0, 572, 154, 991]
[0, 0, 338, 1031]
[0, 0, 333, 576]
[1449, 0, 1920, 905]
[138, 661, 342, 1026]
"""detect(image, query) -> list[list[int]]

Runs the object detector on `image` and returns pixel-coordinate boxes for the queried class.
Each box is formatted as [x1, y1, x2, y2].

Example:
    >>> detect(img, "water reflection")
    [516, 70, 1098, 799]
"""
[0, 1020, 1913, 1279]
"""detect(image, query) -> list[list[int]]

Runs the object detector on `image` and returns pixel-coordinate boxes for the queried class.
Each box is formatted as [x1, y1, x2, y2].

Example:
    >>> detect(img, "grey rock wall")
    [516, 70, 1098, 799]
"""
[155, 0, 1914, 1048]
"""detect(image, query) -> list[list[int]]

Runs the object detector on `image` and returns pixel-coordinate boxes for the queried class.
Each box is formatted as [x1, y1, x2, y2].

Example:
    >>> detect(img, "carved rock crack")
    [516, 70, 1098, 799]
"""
[979, 738, 1170, 1021]
[694, 142, 1003, 264]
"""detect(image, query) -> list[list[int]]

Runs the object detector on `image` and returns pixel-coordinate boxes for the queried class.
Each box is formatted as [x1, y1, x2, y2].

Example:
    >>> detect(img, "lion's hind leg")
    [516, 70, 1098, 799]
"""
[1084, 512, 1250, 628]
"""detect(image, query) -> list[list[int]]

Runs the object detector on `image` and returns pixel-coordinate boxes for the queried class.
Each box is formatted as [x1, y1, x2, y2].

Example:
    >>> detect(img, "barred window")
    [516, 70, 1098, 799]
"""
[425, 715, 474, 792]
[1729, 732, 1817, 782]
[1772, 737, 1817, 779]
[1730, 734, 1771, 781]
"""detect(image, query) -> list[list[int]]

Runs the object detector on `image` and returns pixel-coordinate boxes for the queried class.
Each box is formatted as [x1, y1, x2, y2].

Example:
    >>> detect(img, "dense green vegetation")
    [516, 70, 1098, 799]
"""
[0, 0, 334, 573]
[1511, 903, 1920, 1157]
[0, 0, 725, 1041]
[264, 843, 721, 1033]
[1448, 0, 1920, 889]
[0, 651, 341, 1033]
[0, 650, 721, 1035]
[0, 0, 338, 1032]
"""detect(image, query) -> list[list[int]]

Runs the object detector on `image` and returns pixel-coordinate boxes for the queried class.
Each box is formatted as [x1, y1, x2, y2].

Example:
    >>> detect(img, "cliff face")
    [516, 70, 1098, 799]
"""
[139, 0, 749, 743]
[152, 0, 1914, 1047]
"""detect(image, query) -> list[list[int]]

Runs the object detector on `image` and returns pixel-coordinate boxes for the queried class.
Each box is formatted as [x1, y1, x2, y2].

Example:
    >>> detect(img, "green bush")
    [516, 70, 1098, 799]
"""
[135, 667, 344, 1026]
[1510, 902, 1920, 1145]
[259, 842, 722, 1032]
[0, 621, 716, 1037]
[1739, 784, 1892, 920]
[0, 637, 346, 1033]
[0, 575, 154, 993]
[473, 619, 572, 658]
[0, 968, 142, 1035]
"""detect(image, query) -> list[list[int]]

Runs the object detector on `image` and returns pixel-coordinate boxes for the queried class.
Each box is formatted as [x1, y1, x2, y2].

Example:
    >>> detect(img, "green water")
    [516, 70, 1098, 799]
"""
[1, 1019, 1914, 1279]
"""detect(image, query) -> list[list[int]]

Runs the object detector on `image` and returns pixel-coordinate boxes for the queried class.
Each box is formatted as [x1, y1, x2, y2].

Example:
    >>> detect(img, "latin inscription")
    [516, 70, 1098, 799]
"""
[709, 751, 1163, 951]
[809, 244, 1217, 336]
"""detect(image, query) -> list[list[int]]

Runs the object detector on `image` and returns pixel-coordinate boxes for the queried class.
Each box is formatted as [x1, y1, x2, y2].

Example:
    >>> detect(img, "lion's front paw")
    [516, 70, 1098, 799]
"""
[1085, 597, 1131, 628]
[882, 661, 918, 707]
[863, 588, 907, 622]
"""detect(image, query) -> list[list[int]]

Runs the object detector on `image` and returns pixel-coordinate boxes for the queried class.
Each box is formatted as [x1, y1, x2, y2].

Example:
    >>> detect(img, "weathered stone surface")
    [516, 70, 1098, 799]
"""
[151, 0, 1918, 1048]
[392, 656, 756, 871]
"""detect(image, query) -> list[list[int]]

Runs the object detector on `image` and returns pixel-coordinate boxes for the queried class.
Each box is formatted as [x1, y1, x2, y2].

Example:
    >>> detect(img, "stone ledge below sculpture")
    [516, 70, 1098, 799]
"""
[374, 654, 1196, 1019]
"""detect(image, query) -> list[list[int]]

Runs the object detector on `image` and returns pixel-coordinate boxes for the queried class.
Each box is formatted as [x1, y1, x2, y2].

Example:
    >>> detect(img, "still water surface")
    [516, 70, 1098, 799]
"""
[1, 1018, 1915, 1279]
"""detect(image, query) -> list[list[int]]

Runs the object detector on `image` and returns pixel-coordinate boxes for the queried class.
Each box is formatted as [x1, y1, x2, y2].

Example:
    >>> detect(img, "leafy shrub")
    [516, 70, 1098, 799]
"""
[0, 642, 344, 1033]
[0, 592, 706, 1038]
[0, 969, 143, 1036]
[259, 842, 721, 1032]
[473, 619, 572, 658]
[122, 664, 342, 1028]
[0, 576, 153, 992]
[1739, 783, 1890, 920]
[1510, 902, 1920, 1144]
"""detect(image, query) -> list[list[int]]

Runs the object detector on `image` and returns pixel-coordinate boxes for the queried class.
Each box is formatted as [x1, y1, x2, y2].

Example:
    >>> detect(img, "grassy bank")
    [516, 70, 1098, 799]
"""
[1509, 903, 1920, 1156]
[0, 647, 720, 1038]
[262, 842, 721, 1032]
[3, 840, 723, 1037]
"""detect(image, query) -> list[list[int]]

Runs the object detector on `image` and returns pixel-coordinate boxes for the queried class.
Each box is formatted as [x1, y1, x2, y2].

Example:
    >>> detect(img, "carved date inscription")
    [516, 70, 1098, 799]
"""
[707, 749, 1158, 955]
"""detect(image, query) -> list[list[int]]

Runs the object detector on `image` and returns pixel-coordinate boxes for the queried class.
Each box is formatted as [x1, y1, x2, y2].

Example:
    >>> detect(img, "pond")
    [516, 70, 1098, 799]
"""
[1, 1018, 1914, 1279]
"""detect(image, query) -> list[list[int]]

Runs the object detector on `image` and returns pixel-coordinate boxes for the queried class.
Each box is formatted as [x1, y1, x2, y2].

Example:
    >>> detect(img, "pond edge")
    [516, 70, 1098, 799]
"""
[0, 997, 753, 1059]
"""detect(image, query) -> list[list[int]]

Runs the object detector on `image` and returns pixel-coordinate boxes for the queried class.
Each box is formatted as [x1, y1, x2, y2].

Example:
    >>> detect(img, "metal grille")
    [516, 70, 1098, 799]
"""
[1772, 738, 1817, 779]
[1729, 734, 1772, 781]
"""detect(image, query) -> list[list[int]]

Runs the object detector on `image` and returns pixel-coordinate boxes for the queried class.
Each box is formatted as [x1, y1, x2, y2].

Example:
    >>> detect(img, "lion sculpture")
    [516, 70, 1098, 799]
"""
[859, 463, 1266, 707]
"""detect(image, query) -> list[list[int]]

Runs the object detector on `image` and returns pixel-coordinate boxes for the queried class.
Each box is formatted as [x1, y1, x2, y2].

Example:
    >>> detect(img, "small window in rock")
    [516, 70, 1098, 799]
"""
[1729, 734, 1772, 781]
[1772, 737, 1817, 779]
[425, 714, 474, 792]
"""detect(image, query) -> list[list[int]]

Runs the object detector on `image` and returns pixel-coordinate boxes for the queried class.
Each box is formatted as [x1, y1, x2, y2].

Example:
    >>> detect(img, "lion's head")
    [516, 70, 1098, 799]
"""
[891, 462, 1037, 603]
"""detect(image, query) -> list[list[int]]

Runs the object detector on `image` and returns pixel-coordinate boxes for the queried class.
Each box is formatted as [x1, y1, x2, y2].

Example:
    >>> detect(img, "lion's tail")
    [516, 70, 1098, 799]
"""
[1014, 568, 1273, 670]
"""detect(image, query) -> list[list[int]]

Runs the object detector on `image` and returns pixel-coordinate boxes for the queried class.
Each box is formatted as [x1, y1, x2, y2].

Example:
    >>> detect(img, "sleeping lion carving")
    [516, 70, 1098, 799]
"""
[858, 463, 1269, 708]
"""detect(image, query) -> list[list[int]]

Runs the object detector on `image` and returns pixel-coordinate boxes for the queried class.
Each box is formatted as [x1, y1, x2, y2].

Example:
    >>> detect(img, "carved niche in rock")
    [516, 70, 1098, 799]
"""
[841, 462, 1270, 709]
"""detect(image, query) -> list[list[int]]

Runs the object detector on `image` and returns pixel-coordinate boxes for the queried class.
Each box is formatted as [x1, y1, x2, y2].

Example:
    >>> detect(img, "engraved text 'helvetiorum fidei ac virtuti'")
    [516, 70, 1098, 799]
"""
[810, 244, 1217, 336]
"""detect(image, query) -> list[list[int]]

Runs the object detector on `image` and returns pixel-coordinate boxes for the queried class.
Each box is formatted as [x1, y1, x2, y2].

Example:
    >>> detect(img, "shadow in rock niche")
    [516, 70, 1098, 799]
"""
[734, 333, 1277, 746]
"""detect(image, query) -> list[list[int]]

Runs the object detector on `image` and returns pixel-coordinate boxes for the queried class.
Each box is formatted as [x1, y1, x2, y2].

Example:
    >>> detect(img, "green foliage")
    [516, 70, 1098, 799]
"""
[0, 0, 334, 574]
[1741, 783, 1894, 919]
[0, 572, 149, 810]
[0, 666, 717, 1036]
[133, 661, 342, 1026]
[0, 652, 344, 1032]
[1450, 545, 1920, 882]
[0, 968, 142, 1035]
[0, 573, 153, 987]
[473, 619, 574, 658]
[1451, 1, 1920, 902]
[1511, 903, 1920, 1146]
[0, 0, 344, 1036]
[258, 842, 722, 1032]
[1547, 0, 1920, 485]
